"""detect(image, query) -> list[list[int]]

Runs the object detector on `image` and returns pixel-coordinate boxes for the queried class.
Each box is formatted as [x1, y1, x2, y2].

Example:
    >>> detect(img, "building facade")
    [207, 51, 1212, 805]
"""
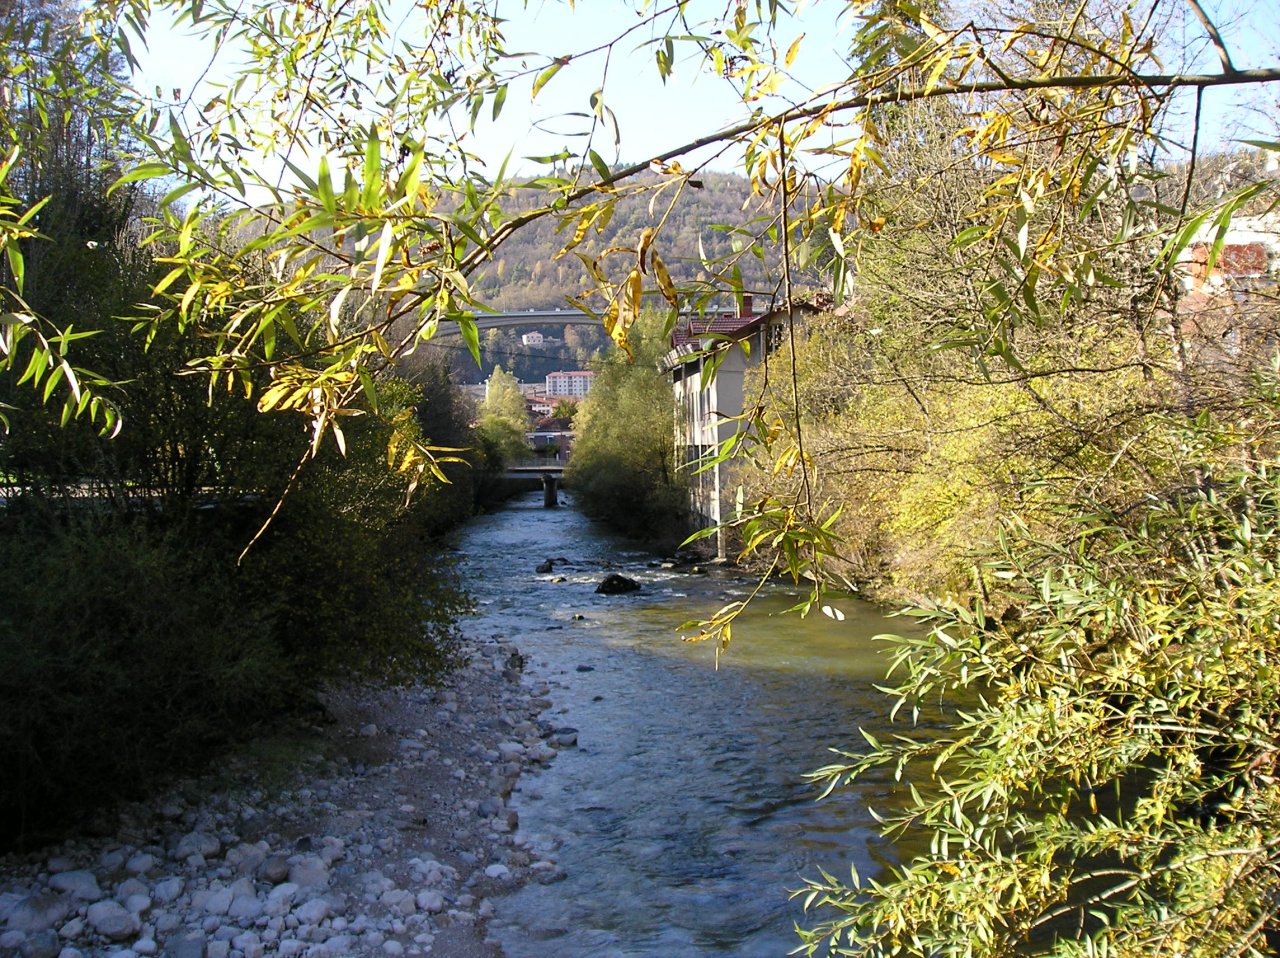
[662, 296, 815, 558]
[545, 370, 594, 398]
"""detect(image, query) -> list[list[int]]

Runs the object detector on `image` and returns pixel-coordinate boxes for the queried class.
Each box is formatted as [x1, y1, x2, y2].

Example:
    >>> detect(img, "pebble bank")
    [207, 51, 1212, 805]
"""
[0, 632, 574, 958]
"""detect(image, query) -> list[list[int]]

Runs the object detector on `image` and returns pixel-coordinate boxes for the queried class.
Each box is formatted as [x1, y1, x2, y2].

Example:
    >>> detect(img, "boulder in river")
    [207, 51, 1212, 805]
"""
[535, 559, 554, 574]
[595, 573, 640, 595]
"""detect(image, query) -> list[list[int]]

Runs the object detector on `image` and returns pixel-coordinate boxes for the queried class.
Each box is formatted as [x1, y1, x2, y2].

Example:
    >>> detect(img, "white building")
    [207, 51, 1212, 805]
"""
[662, 297, 817, 558]
[545, 370, 594, 398]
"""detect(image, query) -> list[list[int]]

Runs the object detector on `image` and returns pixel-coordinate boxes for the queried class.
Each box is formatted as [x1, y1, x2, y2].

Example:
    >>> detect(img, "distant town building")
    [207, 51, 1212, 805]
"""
[1175, 213, 1280, 367]
[520, 331, 562, 347]
[527, 416, 575, 463]
[527, 393, 555, 417]
[545, 370, 594, 398]
[662, 294, 821, 558]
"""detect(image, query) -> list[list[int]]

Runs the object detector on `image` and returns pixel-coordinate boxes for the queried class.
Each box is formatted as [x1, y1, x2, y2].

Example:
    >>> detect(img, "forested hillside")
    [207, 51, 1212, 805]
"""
[469, 170, 797, 311]
[404, 321, 613, 385]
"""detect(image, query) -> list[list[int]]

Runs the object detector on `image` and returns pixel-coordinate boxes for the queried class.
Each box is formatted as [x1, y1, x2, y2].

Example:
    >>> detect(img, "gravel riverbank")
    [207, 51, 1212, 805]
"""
[0, 631, 571, 958]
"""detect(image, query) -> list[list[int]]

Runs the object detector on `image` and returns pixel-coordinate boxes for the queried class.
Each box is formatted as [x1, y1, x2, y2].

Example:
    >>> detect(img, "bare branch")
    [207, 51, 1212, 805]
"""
[1185, 0, 1238, 75]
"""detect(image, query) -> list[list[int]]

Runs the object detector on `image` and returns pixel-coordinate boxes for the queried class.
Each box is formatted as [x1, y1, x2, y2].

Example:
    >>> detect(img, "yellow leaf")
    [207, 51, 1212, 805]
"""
[637, 227, 655, 272]
[603, 269, 640, 362]
[652, 250, 679, 308]
[784, 34, 804, 68]
[556, 208, 596, 260]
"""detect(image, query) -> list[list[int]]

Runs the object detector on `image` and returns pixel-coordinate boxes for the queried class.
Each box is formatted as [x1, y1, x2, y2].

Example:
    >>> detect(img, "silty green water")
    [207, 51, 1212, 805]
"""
[457, 493, 932, 956]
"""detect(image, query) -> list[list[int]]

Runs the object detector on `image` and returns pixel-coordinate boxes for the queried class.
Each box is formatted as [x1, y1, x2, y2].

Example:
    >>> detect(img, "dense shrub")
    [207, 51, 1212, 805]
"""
[0, 362, 476, 847]
[247, 451, 472, 685]
[801, 384, 1280, 955]
[0, 513, 288, 847]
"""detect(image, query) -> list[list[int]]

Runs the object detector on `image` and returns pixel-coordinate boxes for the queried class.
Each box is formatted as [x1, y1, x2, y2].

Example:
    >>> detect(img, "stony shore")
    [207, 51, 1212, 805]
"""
[0, 631, 573, 958]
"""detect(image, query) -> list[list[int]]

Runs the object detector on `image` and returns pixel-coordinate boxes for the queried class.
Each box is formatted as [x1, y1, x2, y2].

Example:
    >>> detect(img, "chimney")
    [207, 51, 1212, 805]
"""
[740, 293, 753, 318]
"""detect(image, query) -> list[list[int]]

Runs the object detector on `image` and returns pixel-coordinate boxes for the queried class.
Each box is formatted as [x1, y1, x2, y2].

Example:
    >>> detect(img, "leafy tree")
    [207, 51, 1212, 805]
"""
[478, 364, 530, 428]
[0, 0, 127, 434]
[566, 312, 687, 543]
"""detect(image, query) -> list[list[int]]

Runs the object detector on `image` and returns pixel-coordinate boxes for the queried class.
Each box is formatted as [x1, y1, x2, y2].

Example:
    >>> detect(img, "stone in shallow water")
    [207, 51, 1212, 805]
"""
[595, 573, 640, 594]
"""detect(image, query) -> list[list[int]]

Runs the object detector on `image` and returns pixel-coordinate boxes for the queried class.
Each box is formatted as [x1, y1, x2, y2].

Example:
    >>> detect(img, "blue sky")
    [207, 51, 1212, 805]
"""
[131, 0, 1279, 181]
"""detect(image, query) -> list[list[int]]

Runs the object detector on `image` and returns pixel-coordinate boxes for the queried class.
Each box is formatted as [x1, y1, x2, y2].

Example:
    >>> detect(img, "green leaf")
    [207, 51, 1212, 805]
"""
[588, 149, 611, 182]
[318, 155, 336, 214]
[457, 315, 481, 364]
[361, 125, 382, 209]
[531, 61, 564, 100]
[110, 162, 172, 195]
[5, 245, 24, 295]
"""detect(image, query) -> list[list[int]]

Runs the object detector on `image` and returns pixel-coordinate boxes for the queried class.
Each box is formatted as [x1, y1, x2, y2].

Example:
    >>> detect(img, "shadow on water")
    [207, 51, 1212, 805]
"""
[457, 494, 931, 956]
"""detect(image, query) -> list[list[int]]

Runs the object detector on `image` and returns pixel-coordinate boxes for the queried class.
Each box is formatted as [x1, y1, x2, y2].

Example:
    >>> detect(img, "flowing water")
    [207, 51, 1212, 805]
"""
[457, 493, 928, 956]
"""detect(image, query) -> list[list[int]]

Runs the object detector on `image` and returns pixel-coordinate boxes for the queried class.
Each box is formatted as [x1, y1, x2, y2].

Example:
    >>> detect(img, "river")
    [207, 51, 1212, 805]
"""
[455, 493, 922, 956]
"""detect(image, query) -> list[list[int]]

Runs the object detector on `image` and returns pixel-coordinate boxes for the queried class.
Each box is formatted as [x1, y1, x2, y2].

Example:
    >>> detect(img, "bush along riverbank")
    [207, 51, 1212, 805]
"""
[0, 631, 572, 958]
[0, 360, 527, 851]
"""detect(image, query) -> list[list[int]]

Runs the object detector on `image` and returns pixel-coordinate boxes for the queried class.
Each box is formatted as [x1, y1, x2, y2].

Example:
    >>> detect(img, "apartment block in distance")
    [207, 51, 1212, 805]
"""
[545, 370, 594, 398]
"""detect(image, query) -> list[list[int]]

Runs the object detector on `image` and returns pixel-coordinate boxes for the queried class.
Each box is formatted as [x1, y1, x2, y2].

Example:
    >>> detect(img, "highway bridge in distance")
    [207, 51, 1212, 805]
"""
[430, 310, 600, 335]
[428, 302, 747, 336]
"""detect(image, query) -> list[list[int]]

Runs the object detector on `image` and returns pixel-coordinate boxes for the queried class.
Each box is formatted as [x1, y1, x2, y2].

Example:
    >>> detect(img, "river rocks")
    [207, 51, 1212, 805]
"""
[535, 558, 554, 573]
[19, 930, 60, 958]
[6, 894, 72, 933]
[85, 900, 139, 940]
[0, 632, 563, 958]
[47, 872, 100, 902]
[151, 876, 183, 904]
[123, 854, 153, 877]
[596, 572, 641, 594]
[256, 853, 290, 884]
[550, 727, 579, 747]
[287, 855, 329, 889]
[172, 832, 220, 862]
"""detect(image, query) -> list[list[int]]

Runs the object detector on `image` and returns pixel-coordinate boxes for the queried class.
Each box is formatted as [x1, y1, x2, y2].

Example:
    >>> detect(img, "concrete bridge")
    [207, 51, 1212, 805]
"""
[433, 310, 601, 336]
[502, 460, 565, 507]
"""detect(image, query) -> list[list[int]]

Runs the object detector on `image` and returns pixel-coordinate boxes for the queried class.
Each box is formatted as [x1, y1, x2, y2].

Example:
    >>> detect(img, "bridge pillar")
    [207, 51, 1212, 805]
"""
[541, 472, 559, 508]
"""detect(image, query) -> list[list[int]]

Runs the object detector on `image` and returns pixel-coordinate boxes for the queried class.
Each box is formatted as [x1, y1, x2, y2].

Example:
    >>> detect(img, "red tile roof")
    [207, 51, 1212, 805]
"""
[670, 311, 765, 348]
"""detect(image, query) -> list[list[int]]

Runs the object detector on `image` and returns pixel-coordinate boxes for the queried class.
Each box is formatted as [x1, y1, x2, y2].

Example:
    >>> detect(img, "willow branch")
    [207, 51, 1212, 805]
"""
[1185, 0, 1238, 75]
